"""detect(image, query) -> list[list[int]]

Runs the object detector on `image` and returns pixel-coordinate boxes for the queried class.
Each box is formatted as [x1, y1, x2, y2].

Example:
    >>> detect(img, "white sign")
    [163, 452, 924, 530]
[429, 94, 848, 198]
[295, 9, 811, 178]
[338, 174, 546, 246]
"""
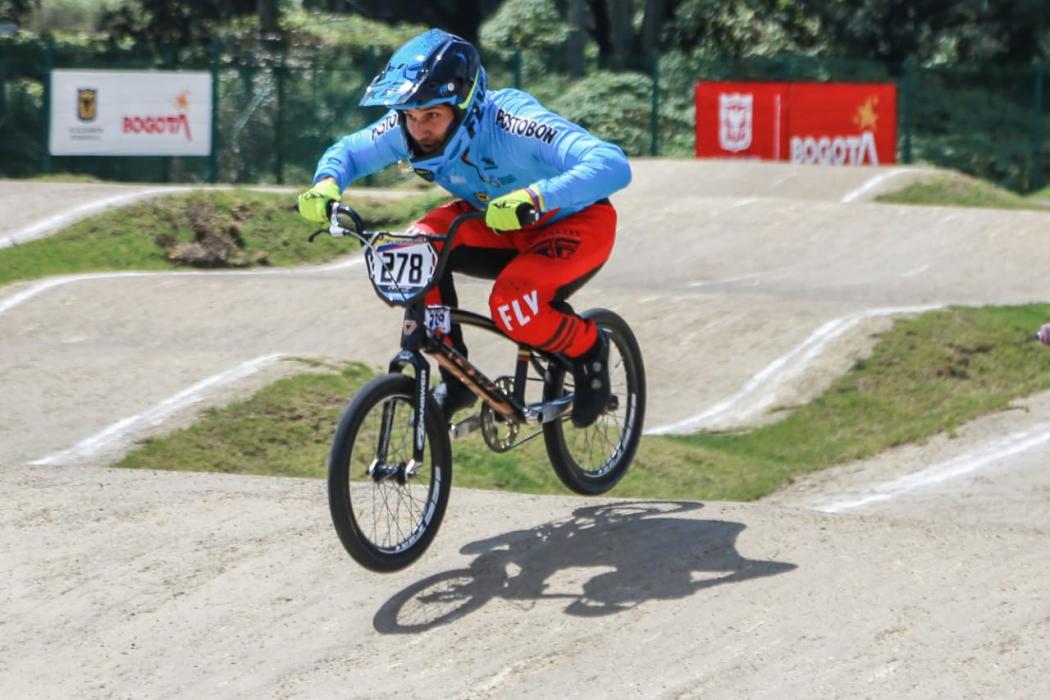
[50, 69, 212, 156]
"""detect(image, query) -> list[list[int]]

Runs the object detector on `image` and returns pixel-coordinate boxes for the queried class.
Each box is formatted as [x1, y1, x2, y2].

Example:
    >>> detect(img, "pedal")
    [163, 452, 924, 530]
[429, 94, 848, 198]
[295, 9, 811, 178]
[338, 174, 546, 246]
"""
[449, 413, 481, 440]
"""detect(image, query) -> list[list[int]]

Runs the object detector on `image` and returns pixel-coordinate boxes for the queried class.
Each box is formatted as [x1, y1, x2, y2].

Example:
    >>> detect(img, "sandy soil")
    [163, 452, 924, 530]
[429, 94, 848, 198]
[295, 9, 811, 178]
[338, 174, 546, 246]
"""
[2, 160, 1049, 698]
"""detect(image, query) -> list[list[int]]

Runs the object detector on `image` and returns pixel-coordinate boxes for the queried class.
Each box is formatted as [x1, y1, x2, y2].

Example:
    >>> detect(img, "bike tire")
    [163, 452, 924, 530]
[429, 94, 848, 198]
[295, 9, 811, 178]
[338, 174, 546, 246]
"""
[542, 308, 646, 495]
[328, 373, 452, 572]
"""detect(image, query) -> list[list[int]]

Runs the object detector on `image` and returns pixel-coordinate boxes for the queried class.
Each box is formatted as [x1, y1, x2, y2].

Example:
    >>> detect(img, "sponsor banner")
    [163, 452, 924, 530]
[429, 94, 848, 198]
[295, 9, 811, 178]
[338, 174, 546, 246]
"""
[787, 83, 896, 166]
[50, 69, 212, 156]
[695, 81, 897, 165]
[695, 82, 788, 160]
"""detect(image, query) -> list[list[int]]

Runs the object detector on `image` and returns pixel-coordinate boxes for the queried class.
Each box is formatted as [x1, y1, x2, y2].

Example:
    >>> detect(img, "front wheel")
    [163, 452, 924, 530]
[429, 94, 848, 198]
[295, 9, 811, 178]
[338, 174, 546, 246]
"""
[542, 309, 646, 495]
[328, 373, 452, 572]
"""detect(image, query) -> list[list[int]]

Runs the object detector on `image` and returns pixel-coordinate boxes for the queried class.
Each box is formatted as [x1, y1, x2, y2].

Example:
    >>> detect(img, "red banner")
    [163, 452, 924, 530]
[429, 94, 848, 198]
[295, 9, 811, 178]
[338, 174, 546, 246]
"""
[695, 82, 789, 160]
[695, 81, 897, 165]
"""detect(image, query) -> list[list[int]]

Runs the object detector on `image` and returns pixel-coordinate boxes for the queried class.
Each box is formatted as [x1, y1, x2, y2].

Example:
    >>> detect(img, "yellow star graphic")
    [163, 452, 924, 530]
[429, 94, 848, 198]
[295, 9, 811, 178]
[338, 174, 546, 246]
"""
[853, 96, 879, 131]
[175, 91, 189, 110]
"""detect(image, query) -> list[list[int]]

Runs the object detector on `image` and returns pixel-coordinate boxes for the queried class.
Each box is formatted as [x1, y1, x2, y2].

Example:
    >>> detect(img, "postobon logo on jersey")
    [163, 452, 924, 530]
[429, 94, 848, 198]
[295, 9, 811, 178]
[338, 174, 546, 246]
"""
[495, 108, 558, 144]
[370, 112, 399, 141]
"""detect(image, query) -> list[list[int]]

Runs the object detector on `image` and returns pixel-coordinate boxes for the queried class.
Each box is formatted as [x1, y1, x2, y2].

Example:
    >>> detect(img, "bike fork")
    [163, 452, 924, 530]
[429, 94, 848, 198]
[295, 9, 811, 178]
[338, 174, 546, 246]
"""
[382, 305, 435, 469]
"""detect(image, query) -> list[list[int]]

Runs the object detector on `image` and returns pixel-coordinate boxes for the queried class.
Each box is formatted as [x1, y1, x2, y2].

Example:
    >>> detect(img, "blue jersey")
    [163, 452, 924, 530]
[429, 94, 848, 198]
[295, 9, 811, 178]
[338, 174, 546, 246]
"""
[313, 88, 631, 222]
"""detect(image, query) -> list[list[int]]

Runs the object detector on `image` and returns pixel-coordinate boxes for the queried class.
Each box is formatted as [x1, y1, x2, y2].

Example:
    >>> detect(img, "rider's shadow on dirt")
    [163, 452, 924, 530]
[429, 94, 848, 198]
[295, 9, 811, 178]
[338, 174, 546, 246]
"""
[374, 501, 796, 634]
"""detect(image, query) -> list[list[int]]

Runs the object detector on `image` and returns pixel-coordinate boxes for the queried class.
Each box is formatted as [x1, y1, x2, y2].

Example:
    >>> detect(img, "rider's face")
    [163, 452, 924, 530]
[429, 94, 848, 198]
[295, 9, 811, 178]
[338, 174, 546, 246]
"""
[402, 105, 456, 154]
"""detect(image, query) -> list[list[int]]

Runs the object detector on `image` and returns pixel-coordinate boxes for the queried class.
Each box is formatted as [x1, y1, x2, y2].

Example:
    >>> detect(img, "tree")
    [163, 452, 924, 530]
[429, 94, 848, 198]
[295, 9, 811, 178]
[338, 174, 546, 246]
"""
[661, 0, 812, 60]
[301, 0, 503, 44]
[259, 0, 279, 36]
[787, 0, 1050, 65]
[479, 0, 569, 53]
[575, 0, 683, 68]
[0, 0, 37, 23]
[98, 0, 259, 50]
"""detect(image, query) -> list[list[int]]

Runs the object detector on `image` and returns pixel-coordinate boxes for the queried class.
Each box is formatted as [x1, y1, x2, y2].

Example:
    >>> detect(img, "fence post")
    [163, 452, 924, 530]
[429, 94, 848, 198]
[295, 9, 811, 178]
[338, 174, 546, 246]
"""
[42, 36, 54, 175]
[274, 44, 286, 185]
[901, 57, 914, 165]
[650, 49, 660, 157]
[163, 49, 178, 183]
[513, 50, 522, 90]
[209, 39, 220, 183]
[1033, 63, 1044, 192]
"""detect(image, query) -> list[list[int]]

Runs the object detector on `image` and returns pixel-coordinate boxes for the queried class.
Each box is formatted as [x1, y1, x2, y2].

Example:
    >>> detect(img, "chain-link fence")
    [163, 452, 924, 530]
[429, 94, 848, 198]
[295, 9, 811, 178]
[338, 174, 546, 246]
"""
[1, 37, 1046, 191]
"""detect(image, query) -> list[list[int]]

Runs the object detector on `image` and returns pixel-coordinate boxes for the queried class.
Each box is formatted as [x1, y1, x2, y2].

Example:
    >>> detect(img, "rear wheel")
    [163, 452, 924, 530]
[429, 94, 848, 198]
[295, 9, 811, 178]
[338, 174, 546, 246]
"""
[542, 309, 646, 495]
[328, 374, 452, 572]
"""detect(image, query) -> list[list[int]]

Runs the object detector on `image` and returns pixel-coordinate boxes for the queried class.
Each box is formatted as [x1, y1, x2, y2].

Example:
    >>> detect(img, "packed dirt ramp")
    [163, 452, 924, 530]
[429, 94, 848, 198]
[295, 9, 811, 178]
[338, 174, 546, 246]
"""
[2, 160, 1049, 697]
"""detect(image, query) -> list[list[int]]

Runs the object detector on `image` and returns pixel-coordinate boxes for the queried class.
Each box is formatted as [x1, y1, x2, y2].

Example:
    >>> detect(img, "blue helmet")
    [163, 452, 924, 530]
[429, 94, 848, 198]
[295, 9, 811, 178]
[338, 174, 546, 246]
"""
[360, 29, 487, 164]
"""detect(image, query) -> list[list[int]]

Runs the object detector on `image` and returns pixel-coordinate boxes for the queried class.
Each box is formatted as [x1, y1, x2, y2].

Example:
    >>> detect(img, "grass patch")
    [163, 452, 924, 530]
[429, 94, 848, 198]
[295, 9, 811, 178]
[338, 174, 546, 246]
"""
[876, 175, 1050, 211]
[633, 304, 1050, 500]
[117, 360, 375, 478]
[116, 305, 1050, 502]
[0, 188, 449, 287]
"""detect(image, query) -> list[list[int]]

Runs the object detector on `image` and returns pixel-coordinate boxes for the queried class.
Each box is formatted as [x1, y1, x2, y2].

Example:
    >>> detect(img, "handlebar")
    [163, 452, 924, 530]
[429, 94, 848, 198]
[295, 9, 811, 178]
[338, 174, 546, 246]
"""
[298, 197, 534, 242]
[305, 200, 485, 246]
[304, 201, 487, 296]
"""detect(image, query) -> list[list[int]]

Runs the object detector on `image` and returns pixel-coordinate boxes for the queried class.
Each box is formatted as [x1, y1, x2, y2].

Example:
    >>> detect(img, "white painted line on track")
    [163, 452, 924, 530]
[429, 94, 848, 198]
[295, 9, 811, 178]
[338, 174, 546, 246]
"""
[29, 353, 286, 466]
[645, 304, 943, 436]
[0, 187, 190, 248]
[840, 169, 917, 204]
[0, 257, 364, 317]
[813, 422, 1050, 513]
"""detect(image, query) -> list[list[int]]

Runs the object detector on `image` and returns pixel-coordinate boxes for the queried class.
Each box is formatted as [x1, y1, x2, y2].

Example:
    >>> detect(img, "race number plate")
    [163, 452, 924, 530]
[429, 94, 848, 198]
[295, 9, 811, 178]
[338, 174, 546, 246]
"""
[365, 240, 438, 303]
[425, 305, 452, 335]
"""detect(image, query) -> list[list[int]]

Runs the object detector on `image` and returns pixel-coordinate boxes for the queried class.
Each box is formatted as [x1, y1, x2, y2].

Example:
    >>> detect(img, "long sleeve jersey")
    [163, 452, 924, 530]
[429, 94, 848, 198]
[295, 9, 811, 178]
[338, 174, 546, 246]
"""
[312, 88, 632, 222]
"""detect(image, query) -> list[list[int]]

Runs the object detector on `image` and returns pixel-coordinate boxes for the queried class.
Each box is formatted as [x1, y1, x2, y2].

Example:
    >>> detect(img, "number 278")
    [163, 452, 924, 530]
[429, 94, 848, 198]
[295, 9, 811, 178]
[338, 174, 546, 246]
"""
[380, 251, 424, 284]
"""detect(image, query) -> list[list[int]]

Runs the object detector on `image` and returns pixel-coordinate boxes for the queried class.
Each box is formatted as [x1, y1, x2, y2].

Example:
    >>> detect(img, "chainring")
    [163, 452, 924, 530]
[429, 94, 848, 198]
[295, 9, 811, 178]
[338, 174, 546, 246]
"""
[480, 376, 519, 452]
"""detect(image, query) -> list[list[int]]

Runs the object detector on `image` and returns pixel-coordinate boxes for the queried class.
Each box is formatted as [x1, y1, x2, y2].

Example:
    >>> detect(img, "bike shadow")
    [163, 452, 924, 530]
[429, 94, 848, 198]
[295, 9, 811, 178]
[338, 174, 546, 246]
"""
[374, 501, 796, 634]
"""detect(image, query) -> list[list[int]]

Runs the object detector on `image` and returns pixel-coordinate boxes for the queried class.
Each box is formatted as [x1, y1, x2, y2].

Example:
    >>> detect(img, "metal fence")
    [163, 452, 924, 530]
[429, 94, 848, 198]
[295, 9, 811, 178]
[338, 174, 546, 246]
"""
[0, 37, 1046, 191]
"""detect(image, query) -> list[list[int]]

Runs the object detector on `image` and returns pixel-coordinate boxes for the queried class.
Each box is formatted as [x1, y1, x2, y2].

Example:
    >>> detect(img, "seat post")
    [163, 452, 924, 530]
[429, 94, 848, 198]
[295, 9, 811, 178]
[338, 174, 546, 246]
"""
[512, 346, 531, 402]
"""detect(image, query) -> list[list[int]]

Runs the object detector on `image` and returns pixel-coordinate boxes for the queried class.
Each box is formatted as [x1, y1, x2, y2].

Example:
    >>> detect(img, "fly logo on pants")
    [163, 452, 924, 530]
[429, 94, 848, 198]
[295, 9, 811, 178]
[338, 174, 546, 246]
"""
[496, 290, 539, 331]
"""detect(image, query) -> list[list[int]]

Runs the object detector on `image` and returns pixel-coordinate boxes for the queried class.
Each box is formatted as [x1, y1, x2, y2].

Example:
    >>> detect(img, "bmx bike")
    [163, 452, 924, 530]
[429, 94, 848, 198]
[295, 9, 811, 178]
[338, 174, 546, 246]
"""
[311, 202, 646, 572]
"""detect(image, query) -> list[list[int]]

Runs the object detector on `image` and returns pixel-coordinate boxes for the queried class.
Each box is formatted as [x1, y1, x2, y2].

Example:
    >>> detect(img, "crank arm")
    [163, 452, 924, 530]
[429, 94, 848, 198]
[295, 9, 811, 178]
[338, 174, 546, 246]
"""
[523, 394, 574, 424]
[449, 413, 482, 440]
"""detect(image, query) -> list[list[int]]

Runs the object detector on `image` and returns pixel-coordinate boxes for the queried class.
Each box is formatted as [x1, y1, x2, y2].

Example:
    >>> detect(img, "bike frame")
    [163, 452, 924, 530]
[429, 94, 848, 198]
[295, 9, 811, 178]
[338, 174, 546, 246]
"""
[324, 204, 575, 467]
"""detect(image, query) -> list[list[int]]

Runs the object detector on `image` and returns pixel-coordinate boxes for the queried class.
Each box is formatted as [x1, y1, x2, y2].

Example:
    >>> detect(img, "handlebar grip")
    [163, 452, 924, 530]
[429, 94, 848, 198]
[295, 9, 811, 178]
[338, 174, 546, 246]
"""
[516, 203, 539, 228]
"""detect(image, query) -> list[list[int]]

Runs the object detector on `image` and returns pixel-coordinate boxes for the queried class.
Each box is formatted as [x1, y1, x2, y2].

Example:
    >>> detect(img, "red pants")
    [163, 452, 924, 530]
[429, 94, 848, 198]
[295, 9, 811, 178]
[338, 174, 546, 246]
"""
[414, 200, 616, 357]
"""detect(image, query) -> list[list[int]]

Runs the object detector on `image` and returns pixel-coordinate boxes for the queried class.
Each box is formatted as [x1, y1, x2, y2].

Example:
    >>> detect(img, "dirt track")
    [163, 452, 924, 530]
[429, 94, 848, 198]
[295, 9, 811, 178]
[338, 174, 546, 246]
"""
[2, 160, 1049, 697]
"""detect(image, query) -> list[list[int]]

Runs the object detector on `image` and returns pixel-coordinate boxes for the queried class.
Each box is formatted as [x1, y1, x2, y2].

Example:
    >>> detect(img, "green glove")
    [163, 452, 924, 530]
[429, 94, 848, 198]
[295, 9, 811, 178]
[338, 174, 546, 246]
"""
[485, 187, 541, 232]
[297, 179, 342, 223]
